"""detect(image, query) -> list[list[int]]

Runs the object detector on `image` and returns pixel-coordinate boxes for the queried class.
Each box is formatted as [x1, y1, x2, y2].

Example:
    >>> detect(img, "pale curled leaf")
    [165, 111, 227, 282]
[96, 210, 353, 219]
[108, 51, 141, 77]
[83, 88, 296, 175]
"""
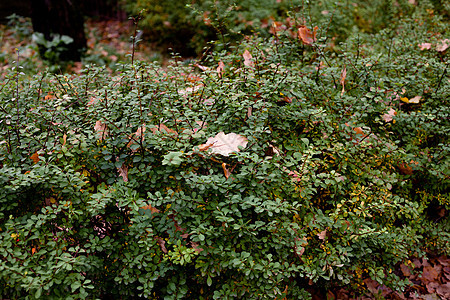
[318, 230, 327, 240]
[419, 43, 432, 50]
[178, 85, 203, 95]
[243, 50, 254, 67]
[199, 132, 248, 156]
[195, 64, 209, 71]
[217, 61, 225, 77]
[382, 108, 397, 122]
[294, 237, 308, 258]
[436, 39, 449, 52]
[94, 120, 108, 141]
[409, 95, 421, 103]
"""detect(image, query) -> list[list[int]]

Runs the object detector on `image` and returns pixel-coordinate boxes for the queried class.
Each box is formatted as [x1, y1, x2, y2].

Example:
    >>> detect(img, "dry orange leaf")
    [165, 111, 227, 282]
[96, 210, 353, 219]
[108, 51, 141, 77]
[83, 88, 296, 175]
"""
[44, 93, 55, 100]
[398, 162, 413, 175]
[353, 127, 365, 136]
[222, 163, 231, 179]
[30, 152, 40, 164]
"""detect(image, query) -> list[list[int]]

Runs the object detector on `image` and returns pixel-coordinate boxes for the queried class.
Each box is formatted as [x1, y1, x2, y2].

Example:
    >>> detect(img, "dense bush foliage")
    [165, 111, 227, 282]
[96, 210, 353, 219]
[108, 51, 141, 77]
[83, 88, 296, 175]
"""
[0, 0, 449, 299]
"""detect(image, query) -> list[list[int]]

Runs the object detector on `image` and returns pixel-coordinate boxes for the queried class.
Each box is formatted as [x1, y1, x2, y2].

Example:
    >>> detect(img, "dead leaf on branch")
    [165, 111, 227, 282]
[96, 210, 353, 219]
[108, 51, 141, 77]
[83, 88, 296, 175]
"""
[317, 229, 327, 240]
[178, 84, 203, 95]
[117, 163, 128, 182]
[409, 95, 421, 103]
[126, 124, 146, 150]
[217, 61, 225, 77]
[340, 67, 347, 96]
[195, 64, 209, 71]
[298, 25, 318, 45]
[294, 237, 308, 259]
[149, 123, 178, 136]
[190, 241, 204, 253]
[436, 39, 449, 52]
[30, 152, 40, 164]
[243, 50, 254, 67]
[140, 204, 160, 214]
[382, 108, 397, 122]
[222, 163, 231, 179]
[419, 43, 432, 50]
[198, 132, 248, 156]
[155, 237, 167, 253]
[94, 120, 108, 141]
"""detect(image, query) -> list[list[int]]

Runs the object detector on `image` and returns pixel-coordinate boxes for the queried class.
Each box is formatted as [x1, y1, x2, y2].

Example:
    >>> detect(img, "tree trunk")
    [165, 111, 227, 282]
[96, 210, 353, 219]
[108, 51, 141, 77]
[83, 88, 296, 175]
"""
[31, 0, 86, 62]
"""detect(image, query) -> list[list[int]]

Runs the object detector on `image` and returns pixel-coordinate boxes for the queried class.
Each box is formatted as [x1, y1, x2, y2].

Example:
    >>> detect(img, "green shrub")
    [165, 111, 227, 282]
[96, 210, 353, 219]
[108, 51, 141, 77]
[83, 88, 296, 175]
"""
[0, 1, 448, 299]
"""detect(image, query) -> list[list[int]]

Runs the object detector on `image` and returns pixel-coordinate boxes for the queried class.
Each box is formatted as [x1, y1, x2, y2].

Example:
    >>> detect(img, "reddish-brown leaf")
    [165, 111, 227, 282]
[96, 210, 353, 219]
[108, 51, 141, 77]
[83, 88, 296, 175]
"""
[436, 282, 450, 299]
[190, 241, 204, 253]
[421, 265, 441, 283]
[398, 162, 413, 175]
[298, 26, 318, 45]
[400, 263, 412, 277]
[156, 237, 167, 253]
[30, 152, 40, 164]
[140, 204, 160, 214]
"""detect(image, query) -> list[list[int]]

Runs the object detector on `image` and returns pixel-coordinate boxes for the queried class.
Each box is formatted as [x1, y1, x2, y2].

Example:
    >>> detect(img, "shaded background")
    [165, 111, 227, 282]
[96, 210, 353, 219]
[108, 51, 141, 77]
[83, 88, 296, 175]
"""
[0, 0, 125, 23]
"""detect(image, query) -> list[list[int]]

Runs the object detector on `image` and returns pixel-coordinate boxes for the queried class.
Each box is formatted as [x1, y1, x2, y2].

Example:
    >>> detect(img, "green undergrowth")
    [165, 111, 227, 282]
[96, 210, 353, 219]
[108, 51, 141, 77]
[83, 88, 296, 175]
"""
[0, 1, 449, 299]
